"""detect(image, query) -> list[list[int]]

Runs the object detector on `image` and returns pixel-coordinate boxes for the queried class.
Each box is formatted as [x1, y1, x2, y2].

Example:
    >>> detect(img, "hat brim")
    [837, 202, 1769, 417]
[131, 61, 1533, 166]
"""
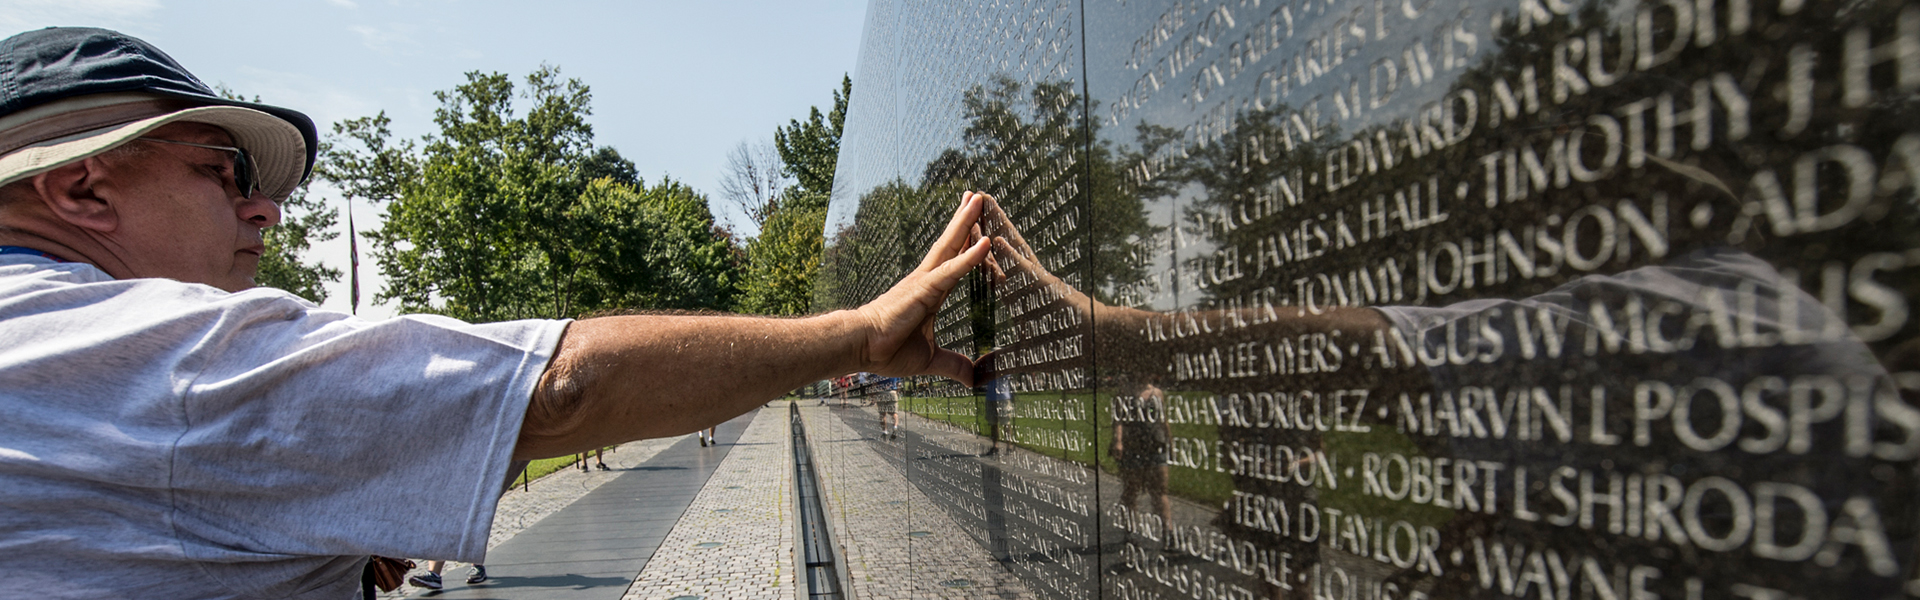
[0, 104, 309, 198]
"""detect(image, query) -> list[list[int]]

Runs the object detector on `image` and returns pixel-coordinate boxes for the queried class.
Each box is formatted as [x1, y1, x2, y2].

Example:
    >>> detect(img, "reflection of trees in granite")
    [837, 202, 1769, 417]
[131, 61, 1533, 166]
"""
[817, 180, 929, 311]
[1116, 0, 1920, 346]
[815, 0, 1920, 595]
[1071, 0, 1920, 595]
[819, 76, 1162, 314]
[1166, 105, 1344, 307]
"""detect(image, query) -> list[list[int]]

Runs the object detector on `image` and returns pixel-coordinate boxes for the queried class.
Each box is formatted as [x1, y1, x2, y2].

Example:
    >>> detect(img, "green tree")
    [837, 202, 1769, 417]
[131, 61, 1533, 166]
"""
[255, 182, 341, 303]
[324, 66, 739, 321]
[319, 113, 417, 206]
[774, 75, 851, 197]
[739, 196, 827, 315]
[739, 76, 850, 315]
[562, 176, 740, 311]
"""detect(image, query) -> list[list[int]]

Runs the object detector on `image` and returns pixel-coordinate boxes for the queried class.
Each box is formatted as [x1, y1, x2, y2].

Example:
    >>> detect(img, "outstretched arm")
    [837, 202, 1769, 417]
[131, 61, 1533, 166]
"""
[513, 192, 995, 460]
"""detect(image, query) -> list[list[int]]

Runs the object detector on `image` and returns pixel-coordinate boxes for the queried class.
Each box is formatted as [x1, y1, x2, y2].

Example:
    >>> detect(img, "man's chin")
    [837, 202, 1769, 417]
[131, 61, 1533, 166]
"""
[229, 254, 262, 291]
[218, 269, 260, 293]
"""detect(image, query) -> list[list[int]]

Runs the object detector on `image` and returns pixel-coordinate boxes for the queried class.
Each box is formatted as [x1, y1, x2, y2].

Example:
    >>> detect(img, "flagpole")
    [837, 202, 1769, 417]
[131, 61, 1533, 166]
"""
[348, 200, 360, 316]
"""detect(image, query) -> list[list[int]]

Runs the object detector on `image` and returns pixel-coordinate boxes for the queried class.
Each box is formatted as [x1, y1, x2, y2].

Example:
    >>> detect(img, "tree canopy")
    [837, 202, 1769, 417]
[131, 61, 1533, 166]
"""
[322, 66, 739, 322]
[254, 181, 341, 303]
[774, 75, 851, 198]
[737, 76, 850, 316]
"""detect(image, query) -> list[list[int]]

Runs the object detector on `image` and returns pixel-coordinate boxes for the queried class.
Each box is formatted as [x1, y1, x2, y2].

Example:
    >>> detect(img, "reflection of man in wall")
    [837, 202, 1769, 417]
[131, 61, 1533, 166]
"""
[983, 371, 1015, 455]
[1111, 373, 1173, 540]
[976, 192, 1918, 598]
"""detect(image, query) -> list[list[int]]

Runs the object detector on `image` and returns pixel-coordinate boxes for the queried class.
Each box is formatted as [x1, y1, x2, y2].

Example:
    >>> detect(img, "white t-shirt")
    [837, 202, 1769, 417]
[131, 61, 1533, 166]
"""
[0, 254, 568, 599]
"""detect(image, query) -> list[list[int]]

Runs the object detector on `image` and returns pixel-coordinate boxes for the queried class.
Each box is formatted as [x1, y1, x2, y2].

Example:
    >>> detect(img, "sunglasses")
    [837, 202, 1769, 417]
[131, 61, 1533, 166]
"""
[134, 138, 258, 199]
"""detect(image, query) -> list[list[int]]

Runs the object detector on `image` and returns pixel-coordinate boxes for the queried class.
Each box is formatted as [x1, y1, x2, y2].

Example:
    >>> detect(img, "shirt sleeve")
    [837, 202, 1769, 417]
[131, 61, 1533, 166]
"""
[160, 288, 567, 565]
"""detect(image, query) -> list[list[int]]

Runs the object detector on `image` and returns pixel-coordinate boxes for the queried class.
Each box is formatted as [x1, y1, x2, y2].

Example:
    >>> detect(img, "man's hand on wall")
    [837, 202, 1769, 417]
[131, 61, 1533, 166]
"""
[853, 191, 993, 386]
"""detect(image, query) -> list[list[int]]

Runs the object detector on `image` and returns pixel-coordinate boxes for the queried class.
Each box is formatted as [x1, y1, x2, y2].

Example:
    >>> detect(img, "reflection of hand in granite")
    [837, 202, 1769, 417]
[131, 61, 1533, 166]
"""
[975, 191, 1899, 391]
[977, 192, 1105, 321]
[974, 192, 1392, 377]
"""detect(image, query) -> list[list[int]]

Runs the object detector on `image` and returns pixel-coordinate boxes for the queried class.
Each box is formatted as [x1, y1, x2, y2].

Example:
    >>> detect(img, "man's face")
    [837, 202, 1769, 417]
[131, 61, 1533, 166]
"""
[92, 122, 281, 292]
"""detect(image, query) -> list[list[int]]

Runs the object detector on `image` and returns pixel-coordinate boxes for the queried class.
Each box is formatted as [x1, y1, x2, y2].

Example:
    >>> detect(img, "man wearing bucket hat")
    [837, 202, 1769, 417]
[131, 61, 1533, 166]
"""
[0, 27, 991, 599]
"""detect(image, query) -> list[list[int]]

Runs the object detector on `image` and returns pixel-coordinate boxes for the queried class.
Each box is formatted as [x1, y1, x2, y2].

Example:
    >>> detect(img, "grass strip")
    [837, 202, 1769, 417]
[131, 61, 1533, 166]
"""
[511, 455, 581, 489]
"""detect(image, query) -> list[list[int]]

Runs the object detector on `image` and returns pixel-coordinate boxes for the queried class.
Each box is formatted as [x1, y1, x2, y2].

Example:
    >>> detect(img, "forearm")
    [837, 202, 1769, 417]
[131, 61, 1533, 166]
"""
[514, 310, 869, 460]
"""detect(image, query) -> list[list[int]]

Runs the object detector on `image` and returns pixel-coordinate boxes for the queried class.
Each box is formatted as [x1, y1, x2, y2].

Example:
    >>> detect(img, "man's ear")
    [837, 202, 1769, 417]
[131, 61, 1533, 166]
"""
[31, 159, 115, 234]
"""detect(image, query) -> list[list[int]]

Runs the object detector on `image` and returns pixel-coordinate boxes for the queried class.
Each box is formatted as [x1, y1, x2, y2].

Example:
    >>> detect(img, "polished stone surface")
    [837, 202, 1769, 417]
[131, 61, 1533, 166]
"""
[816, 0, 1920, 597]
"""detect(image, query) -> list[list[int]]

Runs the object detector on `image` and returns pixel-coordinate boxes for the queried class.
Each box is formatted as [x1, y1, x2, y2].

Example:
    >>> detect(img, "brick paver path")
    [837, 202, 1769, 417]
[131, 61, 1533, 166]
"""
[620, 405, 796, 600]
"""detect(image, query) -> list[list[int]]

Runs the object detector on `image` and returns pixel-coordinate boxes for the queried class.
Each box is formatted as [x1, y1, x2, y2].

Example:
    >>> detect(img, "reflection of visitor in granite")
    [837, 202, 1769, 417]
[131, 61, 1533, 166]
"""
[976, 192, 1916, 598]
[878, 389, 902, 440]
[966, 357, 1018, 560]
[1111, 374, 1173, 543]
[982, 372, 1015, 456]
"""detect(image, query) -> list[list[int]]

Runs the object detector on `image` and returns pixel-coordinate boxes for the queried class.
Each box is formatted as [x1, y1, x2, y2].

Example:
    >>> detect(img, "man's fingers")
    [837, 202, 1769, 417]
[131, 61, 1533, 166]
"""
[867, 236, 983, 348]
[925, 347, 976, 387]
[918, 191, 986, 272]
[923, 237, 991, 294]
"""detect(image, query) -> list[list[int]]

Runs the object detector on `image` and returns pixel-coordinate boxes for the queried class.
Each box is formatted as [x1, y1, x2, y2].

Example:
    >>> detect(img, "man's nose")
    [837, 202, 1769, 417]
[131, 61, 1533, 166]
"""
[240, 195, 282, 228]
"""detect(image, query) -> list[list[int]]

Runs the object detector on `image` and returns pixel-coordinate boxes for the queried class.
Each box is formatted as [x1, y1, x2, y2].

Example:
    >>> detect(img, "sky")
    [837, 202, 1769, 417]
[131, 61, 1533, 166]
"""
[0, 0, 869, 319]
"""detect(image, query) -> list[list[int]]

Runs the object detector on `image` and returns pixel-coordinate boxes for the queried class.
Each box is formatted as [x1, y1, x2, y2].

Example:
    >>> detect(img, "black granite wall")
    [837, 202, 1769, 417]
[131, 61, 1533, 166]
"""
[807, 0, 1920, 597]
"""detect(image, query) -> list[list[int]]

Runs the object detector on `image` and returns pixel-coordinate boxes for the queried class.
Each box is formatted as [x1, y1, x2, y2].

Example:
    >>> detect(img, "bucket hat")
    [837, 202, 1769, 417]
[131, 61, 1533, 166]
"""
[0, 27, 317, 198]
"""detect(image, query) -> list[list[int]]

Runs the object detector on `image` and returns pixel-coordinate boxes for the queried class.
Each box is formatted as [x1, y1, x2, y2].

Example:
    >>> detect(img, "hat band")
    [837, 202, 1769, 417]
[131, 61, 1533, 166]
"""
[0, 98, 193, 158]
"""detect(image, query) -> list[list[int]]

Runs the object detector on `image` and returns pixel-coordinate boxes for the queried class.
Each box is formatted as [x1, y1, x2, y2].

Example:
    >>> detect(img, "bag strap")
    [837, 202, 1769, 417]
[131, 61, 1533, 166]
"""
[361, 557, 377, 600]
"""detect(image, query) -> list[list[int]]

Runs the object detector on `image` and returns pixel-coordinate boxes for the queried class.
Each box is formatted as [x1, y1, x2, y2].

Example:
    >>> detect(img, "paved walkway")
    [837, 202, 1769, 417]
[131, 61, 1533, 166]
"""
[371, 398, 1416, 600]
[385, 405, 794, 599]
[378, 401, 1116, 600]
[621, 405, 795, 600]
